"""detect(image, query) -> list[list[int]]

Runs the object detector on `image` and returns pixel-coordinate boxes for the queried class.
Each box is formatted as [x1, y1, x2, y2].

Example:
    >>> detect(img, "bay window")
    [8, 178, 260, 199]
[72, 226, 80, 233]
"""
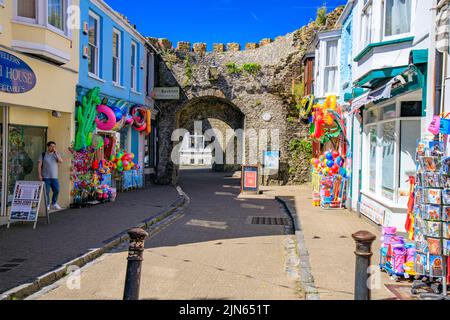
[48, 0, 64, 31]
[17, 0, 36, 21]
[88, 12, 100, 76]
[384, 0, 412, 38]
[363, 99, 421, 206]
[112, 29, 121, 85]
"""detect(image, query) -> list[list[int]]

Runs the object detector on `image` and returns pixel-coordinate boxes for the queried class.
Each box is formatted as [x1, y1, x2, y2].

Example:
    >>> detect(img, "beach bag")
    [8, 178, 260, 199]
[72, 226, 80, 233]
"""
[428, 116, 441, 135]
[440, 112, 450, 134]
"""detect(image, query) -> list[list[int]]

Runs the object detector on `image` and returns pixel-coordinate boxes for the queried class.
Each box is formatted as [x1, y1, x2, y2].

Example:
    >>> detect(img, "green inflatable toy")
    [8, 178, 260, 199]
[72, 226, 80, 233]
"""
[75, 87, 101, 151]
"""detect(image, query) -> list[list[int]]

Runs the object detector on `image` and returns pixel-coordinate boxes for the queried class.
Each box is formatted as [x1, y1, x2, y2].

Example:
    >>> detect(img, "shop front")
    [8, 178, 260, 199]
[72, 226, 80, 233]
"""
[350, 52, 428, 231]
[0, 48, 77, 225]
[70, 86, 150, 206]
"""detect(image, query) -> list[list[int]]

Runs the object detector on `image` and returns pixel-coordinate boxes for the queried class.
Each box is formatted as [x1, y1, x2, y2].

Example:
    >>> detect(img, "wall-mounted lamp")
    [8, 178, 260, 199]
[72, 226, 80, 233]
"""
[52, 111, 62, 118]
[83, 21, 88, 35]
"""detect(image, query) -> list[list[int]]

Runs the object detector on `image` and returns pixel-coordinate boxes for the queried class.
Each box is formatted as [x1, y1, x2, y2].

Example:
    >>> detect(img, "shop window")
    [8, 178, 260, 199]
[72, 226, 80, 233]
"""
[112, 29, 121, 85]
[398, 120, 420, 205]
[381, 104, 396, 120]
[48, 0, 64, 31]
[400, 101, 422, 117]
[88, 12, 100, 76]
[380, 121, 396, 200]
[384, 0, 412, 38]
[7, 125, 47, 205]
[368, 126, 377, 193]
[363, 101, 421, 205]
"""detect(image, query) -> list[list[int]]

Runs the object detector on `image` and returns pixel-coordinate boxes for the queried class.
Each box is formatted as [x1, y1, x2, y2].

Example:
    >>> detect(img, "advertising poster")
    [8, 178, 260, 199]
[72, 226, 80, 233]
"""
[241, 165, 259, 193]
[8, 181, 46, 229]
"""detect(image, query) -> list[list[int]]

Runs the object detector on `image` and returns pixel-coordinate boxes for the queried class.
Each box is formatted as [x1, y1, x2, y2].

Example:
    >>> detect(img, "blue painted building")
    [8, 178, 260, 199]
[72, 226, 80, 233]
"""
[77, 0, 157, 174]
[336, 3, 354, 107]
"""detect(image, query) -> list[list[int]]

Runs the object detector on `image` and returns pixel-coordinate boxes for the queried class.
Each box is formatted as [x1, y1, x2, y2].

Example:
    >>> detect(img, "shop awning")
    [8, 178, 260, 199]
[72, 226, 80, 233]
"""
[354, 66, 408, 88]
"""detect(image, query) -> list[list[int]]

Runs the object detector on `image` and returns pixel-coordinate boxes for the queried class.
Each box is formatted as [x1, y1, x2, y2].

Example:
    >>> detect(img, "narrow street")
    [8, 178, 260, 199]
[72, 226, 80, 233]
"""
[32, 168, 302, 300]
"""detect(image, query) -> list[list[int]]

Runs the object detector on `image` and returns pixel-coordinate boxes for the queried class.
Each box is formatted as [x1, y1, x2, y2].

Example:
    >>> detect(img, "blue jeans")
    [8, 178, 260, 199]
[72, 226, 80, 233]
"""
[43, 179, 60, 206]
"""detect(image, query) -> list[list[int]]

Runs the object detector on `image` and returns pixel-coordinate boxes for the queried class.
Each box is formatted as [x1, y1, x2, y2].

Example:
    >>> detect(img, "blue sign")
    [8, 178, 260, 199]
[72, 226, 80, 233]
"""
[0, 50, 36, 94]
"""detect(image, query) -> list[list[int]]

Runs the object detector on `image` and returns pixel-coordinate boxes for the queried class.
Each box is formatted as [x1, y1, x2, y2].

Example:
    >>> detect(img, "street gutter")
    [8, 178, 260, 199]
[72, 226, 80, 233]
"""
[276, 196, 320, 300]
[0, 185, 190, 301]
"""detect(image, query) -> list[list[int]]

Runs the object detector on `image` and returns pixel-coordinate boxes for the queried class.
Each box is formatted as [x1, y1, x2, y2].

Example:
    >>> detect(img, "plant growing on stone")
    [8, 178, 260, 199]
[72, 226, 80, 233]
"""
[160, 47, 178, 70]
[289, 139, 312, 160]
[183, 55, 193, 86]
[242, 63, 262, 75]
[226, 62, 242, 75]
[316, 5, 327, 26]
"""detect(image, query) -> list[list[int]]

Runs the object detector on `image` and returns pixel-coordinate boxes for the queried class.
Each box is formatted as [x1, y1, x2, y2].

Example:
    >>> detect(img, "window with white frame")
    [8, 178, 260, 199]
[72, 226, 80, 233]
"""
[48, 0, 64, 31]
[16, 0, 70, 34]
[322, 39, 339, 95]
[112, 29, 121, 85]
[17, 0, 37, 22]
[383, 0, 412, 38]
[131, 42, 138, 91]
[363, 100, 421, 205]
[360, 0, 372, 48]
[88, 12, 100, 76]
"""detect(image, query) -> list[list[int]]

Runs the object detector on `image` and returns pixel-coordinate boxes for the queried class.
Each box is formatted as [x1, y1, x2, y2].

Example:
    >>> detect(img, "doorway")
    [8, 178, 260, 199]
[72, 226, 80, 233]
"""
[0, 106, 47, 219]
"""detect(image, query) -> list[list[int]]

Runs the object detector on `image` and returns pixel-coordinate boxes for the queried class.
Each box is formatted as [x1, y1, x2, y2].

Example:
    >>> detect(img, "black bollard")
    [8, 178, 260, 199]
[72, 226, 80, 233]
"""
[123, 228, 149, 300]
[352, 230, 376, 300]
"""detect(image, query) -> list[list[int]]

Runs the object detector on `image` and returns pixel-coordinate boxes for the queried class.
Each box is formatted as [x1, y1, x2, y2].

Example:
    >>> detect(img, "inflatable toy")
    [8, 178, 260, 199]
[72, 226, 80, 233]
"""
[95, 104, 116, 131]
[146, 110, 152, 134]
[75, 87, 101, 151]
[131, 106, 147, 131]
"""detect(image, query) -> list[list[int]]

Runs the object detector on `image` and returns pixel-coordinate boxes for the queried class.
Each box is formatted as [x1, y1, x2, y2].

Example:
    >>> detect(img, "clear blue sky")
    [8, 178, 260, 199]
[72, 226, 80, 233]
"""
[104, 0, 347, 50]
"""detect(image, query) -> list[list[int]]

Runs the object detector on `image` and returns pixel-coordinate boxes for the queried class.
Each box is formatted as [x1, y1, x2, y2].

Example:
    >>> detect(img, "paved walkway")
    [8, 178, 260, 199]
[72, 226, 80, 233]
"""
[0, 184, 181, 294]
[259, 184, 399, 300]
[33, 169, 302, 300]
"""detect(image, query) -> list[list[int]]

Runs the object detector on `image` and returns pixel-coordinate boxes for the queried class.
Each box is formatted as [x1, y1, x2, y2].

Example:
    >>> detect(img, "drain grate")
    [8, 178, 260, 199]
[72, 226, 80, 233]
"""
[251, 216, 289, 226]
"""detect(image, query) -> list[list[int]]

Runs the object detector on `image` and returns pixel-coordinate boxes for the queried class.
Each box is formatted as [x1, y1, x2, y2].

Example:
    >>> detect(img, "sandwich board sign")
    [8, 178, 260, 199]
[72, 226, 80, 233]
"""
[7, 181, 49, 229]
[241, 165, 259, 194]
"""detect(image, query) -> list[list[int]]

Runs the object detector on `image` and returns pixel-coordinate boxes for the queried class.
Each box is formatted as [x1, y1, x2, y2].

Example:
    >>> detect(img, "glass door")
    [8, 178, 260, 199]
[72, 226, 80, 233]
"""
[0, 105, 9, 217]
[7, 125, 47, 207]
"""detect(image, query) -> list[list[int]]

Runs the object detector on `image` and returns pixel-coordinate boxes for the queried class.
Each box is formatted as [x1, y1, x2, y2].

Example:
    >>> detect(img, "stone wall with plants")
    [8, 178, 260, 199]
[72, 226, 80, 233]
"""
[150, 5, 344, 185]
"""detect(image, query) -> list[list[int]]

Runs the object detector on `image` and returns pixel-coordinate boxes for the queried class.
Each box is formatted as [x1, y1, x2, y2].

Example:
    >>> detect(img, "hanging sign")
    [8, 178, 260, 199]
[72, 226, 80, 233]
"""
[241, 165, 259, 193]
[7, 181, 48, 229]
[151, 87, 180, 100]
[0, 50, 37, 94]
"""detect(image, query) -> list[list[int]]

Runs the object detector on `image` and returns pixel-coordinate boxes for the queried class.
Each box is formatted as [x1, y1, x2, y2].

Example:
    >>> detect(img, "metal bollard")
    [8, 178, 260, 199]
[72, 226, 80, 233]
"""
[123, 228, 149, 300]
[352, 230, 376, 300]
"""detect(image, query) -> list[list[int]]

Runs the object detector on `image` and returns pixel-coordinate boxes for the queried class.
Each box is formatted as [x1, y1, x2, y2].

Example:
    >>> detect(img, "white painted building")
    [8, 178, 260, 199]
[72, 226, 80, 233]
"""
[179, 133, 213, 166]
[345, 0, 435, 231]
[314, 29, 342, 104]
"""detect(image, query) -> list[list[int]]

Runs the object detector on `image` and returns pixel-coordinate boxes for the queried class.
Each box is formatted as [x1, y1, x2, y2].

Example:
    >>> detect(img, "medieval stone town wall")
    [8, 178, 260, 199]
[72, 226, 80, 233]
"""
[150, 6, 344, 185]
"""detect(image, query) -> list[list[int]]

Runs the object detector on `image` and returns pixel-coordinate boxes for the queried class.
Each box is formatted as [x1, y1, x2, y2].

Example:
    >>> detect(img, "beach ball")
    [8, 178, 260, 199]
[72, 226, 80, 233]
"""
[332, 151, 340, 159]
[325, 152, 333, 161]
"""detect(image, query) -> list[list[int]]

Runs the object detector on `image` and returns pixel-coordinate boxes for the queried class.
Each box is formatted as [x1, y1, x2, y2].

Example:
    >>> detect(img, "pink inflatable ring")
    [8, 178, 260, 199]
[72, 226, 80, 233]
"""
[95, 104, 116, 131]
[131, 106, 147, 129]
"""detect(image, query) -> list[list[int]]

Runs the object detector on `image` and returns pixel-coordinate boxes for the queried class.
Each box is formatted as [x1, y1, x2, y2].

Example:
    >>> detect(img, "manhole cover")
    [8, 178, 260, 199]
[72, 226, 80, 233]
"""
[251, 217, 289, 226]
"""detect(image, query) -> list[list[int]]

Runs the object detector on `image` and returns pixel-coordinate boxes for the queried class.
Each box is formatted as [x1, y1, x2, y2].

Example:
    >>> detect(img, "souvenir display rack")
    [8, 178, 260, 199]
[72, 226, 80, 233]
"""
[411, 138, 449, 299]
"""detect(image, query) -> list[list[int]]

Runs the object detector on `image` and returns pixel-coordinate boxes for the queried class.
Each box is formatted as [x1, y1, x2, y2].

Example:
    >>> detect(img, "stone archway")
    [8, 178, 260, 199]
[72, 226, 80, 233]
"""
[151, 6, 344, 185]
[175, 96, 245, 174]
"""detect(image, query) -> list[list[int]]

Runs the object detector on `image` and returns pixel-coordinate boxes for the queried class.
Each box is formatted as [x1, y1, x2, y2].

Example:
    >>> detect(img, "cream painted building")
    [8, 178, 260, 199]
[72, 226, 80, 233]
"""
[0, 0, 79, 224]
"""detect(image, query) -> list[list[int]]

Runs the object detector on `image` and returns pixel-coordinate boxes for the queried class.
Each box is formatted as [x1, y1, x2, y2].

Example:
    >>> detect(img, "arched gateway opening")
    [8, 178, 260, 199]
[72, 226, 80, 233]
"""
[172, 96, 245, 179]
